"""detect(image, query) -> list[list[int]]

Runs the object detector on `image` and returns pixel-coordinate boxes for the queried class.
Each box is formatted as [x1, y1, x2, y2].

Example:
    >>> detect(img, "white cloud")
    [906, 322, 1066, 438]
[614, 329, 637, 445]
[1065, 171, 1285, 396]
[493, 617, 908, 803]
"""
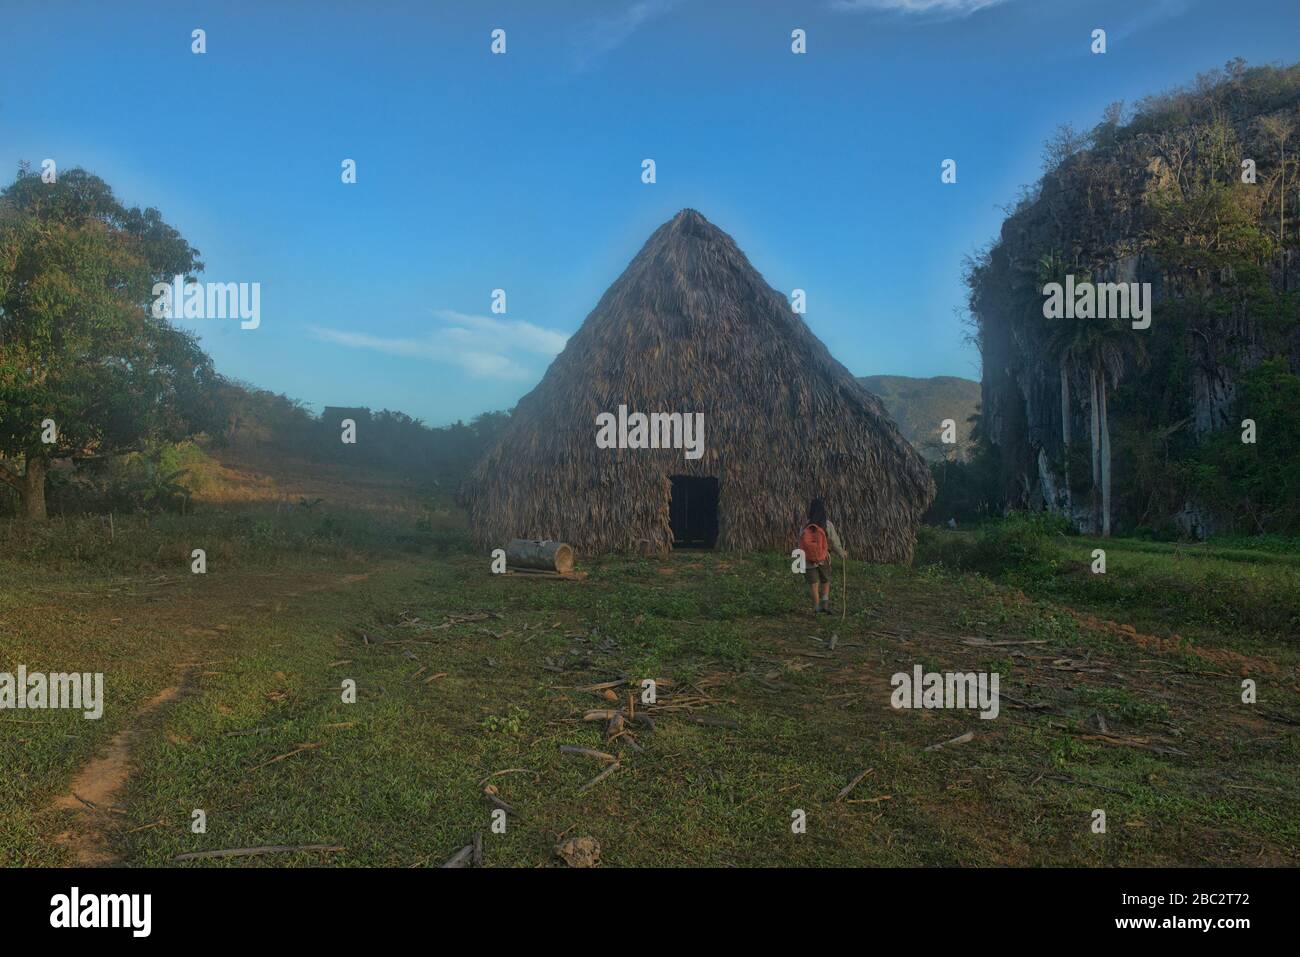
[830, 0, 1010, 15]
[432, 309, 569, 358]
[1110, 0, 1190, 42]
[309, 311, 569, 382]
[572, 0, 681, 70]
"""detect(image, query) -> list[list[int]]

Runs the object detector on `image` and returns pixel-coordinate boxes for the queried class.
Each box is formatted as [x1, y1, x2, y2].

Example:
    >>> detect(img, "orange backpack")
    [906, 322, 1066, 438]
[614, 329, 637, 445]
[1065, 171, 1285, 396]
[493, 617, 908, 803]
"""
[799, 523, 829, 564]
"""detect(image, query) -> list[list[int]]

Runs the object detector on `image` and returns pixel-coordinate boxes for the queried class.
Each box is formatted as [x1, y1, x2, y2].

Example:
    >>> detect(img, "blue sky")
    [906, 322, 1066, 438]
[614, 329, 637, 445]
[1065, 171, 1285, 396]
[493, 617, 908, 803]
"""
[3, 0, 1297, 425]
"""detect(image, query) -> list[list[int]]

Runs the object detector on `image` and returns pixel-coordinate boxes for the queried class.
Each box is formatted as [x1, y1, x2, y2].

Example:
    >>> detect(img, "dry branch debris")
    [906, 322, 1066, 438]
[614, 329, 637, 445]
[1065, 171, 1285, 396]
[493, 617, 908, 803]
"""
[174, 844, 343, 862]
[924, 731, 974, 752]
[835, 767, 874, 802]
[579, 762, 621, 793]
[560, 745, 617, 763]
[248, 742, 324, 772]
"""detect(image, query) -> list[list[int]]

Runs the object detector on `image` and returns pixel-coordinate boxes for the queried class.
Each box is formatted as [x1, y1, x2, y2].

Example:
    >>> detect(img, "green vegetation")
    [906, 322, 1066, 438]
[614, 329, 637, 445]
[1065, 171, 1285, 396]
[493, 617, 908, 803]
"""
[0, 167, 219, 520]
[3, 488, 1294, 868]
[964, 61, 1300, 537]
[915, 514, 1300, 646]
[2, 70, 1296, 870]
[0, 164, 509, 523]
[858, 375, 981, 463]
[1179, 358, 1300, 532]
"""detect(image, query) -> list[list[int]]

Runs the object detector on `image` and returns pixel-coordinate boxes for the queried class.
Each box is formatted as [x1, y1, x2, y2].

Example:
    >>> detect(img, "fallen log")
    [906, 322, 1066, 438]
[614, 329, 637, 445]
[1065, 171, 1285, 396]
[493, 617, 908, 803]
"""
[506, 538, 575, 574]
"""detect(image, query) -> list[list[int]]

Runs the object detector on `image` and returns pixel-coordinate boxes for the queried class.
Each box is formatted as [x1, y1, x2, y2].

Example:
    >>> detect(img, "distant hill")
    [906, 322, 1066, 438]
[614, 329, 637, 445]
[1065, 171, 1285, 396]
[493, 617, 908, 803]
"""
[858, 375, 980, 463]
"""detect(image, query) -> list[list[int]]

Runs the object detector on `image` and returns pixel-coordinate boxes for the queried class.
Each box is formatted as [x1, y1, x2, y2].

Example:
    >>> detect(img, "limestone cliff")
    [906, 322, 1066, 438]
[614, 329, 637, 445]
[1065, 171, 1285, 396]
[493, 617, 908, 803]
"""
[967, 61, 1300, 535]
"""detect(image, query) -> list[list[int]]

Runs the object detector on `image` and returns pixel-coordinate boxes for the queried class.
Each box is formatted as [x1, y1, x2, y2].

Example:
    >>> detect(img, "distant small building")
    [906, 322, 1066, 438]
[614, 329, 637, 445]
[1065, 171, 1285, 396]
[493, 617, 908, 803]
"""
[322, 406, 371, 426]
[320, 406, 370, 453]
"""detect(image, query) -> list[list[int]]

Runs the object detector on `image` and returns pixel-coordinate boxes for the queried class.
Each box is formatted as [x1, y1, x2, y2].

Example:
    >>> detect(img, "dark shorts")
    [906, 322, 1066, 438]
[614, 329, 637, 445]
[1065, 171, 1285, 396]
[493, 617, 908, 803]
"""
[806, 561, 830, 586]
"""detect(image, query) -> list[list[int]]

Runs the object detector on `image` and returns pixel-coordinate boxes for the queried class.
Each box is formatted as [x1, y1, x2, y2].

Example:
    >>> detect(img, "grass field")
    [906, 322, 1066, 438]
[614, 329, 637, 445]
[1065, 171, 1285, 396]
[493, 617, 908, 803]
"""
[2, 458, 1296, 868]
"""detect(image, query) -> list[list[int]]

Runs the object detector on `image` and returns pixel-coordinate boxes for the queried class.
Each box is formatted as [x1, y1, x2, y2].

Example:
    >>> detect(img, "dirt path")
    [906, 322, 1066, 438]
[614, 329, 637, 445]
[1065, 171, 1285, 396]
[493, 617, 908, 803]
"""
[42, 565, 387, 866]
[50, 666, 196, 865]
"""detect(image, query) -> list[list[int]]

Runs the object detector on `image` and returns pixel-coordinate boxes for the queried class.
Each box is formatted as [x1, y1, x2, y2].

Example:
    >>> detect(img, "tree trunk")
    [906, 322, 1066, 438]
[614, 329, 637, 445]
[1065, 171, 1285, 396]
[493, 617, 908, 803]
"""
[1089, 367, 1101, 534]
[1098, 378, 1111, 538]
[505, 538, 574, 573]
[1060, 364, 1072, 516]
[1281, 142, 1288, 293]
[21, 455, 48, 522]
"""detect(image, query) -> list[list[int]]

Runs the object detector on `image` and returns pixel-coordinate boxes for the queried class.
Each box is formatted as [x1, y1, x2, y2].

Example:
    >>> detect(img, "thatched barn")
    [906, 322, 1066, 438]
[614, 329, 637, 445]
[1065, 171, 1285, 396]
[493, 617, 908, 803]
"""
[463, 209, 934, 563]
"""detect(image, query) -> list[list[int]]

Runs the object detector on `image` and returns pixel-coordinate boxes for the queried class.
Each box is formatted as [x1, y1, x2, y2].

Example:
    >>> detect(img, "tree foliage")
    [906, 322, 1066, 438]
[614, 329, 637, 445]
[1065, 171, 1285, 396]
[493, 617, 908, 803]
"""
[0, 167, 222, 517]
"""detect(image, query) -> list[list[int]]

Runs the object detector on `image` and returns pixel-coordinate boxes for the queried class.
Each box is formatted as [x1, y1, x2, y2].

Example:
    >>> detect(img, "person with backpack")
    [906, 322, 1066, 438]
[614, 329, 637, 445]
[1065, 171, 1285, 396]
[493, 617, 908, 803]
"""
[800, 498, 848, 615]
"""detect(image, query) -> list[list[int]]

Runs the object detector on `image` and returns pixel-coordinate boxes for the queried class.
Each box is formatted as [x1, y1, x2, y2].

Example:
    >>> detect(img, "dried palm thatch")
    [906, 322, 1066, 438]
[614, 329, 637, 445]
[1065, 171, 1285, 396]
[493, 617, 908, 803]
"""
[463, 209, 934, 563]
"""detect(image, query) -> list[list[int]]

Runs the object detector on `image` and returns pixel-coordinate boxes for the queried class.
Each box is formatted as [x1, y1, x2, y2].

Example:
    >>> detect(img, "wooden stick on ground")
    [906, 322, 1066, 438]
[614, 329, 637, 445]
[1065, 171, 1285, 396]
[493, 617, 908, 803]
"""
[616, 732, 644, 754]
[575, 678, 629, 692]
[174, 844, 344, 862]
[924, 731, 974, 752]
[578, 762, 621, 793]
[440, 844, 474, 868]
[483, 786, 520, 817]
[125, 820, 170, 834]
[834, 767, 874, 802]
[559, 745, 617, 763]
[223, 726, 272, 738]
[248, 742, 324, 772]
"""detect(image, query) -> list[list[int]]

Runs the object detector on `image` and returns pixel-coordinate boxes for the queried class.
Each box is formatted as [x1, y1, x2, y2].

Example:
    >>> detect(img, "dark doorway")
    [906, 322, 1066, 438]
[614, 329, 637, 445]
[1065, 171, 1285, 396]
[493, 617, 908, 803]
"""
[669, 476, 719, 549]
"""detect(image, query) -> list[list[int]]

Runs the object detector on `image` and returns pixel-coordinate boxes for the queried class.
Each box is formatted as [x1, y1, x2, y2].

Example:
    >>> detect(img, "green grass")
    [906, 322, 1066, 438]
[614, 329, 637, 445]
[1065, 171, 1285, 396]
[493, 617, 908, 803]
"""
[2, 508, 1296, 867]
[916, 522, 1300, 650]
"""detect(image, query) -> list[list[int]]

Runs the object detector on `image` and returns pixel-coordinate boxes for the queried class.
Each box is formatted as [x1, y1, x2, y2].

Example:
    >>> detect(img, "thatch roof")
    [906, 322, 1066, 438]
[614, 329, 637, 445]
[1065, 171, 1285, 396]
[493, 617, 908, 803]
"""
[463, 209, 934, 563]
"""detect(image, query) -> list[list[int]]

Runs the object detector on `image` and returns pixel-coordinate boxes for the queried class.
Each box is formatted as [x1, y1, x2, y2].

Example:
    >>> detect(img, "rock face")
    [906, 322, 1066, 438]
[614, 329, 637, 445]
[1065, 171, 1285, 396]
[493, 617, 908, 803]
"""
[968, 62, 1300, 535]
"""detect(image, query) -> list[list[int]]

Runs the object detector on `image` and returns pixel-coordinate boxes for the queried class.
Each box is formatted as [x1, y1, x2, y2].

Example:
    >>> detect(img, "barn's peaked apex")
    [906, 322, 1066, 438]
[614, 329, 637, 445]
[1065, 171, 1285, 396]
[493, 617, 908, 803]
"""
[665, 207, 718, 236]
[643, 208, 750, 261]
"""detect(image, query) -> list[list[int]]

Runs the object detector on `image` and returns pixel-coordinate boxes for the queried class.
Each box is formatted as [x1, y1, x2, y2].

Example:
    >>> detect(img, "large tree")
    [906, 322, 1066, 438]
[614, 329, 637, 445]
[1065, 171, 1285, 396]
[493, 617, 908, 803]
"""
[0, 166, 221, 520]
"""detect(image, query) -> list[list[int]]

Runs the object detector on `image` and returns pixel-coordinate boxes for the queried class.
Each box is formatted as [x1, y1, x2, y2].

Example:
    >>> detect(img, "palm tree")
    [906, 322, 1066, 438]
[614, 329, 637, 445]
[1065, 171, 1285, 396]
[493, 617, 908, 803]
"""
[1047, 314, 1147, 535]
[1039, 253, 1078, 519]
[1039, 253, 1151, 536]
[1257, 115, 1294, 292]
